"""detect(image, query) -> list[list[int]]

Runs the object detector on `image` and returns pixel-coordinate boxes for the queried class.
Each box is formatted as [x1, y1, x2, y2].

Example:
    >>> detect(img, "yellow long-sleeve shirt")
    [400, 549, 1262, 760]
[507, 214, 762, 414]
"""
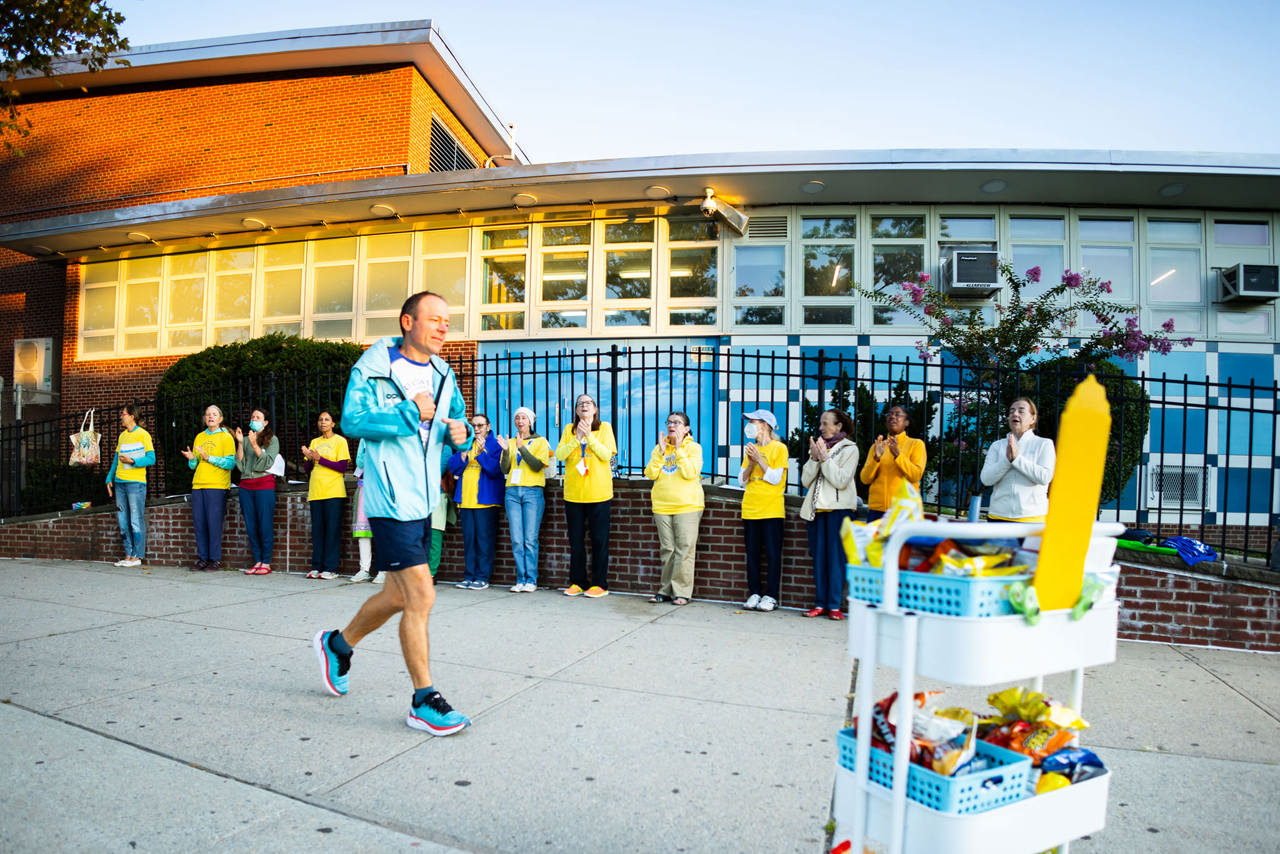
[859, 433, 926, 511]
[555, 423, 616, 503]
[643, 436, 704, 515]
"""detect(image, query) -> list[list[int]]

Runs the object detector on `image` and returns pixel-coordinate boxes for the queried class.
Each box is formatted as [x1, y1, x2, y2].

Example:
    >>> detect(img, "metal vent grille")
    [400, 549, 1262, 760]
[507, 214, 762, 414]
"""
[428, 117, 478, 173]
[1149, 465, 1205, 508]
[746, 216, 788, 240]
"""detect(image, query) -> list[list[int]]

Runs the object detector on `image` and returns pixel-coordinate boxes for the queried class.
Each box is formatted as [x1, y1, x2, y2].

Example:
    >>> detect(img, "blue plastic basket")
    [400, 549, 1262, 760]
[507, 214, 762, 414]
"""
[847, 564, 1032, 617]
[836, 727, 1031, 814]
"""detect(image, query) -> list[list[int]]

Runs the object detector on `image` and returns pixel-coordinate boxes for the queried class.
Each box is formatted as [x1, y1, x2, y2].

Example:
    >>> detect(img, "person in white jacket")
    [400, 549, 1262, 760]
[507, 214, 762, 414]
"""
[980, 397, 1056, 523]
[800, 409, 860, 620]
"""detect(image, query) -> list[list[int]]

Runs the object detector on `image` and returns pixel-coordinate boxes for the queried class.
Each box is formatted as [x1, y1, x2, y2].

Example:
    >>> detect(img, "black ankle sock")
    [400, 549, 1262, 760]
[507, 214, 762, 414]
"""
[412, 686, 437, 706]
[328, 630, 353, 656]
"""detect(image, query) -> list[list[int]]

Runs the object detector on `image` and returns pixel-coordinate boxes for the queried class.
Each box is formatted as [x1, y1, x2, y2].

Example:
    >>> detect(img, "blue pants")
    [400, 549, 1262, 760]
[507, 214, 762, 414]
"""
[191, 488, 228, 562]
[743, 517, 783, 599]
[504, 485, 545, 585]
[808, 509, 853, 611]
[239, 488, 276, 564]
[460, 506, 499, 583]
[565, 499, 611, 589]
[113, 480, 147, 559]
[309, 497, 345, 573]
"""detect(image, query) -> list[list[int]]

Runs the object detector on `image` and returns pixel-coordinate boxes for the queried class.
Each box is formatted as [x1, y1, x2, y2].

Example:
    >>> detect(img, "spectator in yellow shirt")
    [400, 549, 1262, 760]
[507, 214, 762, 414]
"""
[644, 411, 704, 606]
[859, 404, 927, 521]
[555, 393, 617, 598]
[739, 409, 788, 612]
[181, 405, 236, 571]
[302, 411, 351, 579]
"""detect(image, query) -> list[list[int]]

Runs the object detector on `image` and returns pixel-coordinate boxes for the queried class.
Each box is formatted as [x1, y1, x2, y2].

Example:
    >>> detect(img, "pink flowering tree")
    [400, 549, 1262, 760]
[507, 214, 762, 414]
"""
[858, 263, 1195, 505]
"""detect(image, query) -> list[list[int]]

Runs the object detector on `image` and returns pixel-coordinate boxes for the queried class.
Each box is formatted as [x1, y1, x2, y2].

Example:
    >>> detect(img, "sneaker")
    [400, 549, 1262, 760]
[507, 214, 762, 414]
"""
[522, 583, 537, 593]
[757, 595, 778, 612]
[564, 584, 584, 596]
[189, 558, 206, 572]
[318, 571, 338, 580]
[470, 581, 489, 591]
[117, 557, 142, 568]
[510, 583, 523, 592]
[307, 570, 321, 579]
[406, 691, 470, 736]
[372, 572, 386, 585]
[584, 586, 609, 598]
[203, 560, 222, 572]
[455, 579, 473, 588]
[312, 629, 350, 696]
[743, 594, 761, 610]
[349, 568, 371, 583]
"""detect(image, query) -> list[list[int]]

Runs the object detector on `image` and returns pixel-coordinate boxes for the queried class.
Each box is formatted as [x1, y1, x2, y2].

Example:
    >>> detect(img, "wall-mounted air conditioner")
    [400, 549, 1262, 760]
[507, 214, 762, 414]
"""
[13, 338, 54, 391]
[1219, 263, 1279, 302]
[940, 248, 1000, 297]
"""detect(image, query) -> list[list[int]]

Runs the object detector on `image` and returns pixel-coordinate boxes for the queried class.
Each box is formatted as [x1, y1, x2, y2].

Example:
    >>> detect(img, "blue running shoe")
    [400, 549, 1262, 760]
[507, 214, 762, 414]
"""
[407, 691, 471, 736]
[313, 629, 350, 696]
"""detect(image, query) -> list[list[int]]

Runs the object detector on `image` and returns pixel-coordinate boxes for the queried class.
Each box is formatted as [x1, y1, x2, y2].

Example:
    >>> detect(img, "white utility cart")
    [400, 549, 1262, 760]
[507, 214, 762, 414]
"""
[831, 520, 1124, 854]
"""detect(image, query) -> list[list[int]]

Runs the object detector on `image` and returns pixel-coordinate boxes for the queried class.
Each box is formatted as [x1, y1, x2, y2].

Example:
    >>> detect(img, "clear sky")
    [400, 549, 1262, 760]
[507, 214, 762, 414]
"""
[108, 0, 1280, 164]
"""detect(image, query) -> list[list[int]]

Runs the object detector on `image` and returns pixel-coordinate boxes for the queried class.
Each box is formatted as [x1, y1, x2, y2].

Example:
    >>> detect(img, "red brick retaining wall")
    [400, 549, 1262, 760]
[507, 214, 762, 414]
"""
[2, 479, 1276, 652]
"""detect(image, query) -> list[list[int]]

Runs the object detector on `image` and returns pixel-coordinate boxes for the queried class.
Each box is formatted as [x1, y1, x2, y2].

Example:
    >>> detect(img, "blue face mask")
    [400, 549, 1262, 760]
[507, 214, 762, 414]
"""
[249, 420, 264, 432]
[744, 423, 758, 441]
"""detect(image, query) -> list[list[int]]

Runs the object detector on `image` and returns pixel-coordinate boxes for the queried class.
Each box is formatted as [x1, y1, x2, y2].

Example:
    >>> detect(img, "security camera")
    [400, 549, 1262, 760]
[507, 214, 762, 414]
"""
[700, 188, 718, 218]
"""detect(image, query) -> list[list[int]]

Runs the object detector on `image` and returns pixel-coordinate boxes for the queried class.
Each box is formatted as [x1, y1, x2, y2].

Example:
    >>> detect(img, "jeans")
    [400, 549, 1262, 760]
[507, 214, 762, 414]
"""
[504, 486, 545, 585]
[113, 480, 147, 559]
[460, 506, 499, 583]
[191, 488, 228, 562]
[808, 509, 853, 611]
[565, 499, 611, 589]
[742, 517, 784, 599]
[309, 497, 345, 573]
[239, 487, 276, 564]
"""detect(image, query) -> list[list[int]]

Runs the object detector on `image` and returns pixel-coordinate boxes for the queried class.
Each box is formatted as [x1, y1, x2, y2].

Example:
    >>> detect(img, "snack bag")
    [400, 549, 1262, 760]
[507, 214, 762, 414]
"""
[876, 480, 924, 543]
[840, 517, 876, 567]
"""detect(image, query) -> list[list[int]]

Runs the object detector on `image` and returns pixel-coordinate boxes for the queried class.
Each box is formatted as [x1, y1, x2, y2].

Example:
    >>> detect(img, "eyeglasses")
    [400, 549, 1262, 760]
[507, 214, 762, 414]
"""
[666, 420, 684, 426]
[471, 422, 488, 428]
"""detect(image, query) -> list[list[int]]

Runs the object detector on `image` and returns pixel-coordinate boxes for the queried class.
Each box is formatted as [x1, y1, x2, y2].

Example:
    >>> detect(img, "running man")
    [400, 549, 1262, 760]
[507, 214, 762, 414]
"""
[313, 290, 474, 735]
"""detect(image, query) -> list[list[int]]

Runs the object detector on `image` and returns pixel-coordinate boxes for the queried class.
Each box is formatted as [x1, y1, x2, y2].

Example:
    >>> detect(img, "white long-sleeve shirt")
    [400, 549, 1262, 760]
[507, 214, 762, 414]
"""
[979, 430, 1056, 520]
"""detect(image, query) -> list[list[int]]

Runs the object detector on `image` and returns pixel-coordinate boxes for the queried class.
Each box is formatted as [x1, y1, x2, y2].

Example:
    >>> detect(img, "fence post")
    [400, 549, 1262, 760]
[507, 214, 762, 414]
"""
[608, 343, 621, 432]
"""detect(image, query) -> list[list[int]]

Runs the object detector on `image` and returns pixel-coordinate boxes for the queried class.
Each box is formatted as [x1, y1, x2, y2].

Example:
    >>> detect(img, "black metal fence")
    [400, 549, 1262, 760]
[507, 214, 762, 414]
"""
[2, 346, 1276, 561]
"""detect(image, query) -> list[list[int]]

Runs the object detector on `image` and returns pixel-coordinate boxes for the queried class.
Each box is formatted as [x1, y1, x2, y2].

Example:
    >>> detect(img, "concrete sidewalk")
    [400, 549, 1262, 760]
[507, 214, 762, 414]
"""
[0, 557, 1276, 853]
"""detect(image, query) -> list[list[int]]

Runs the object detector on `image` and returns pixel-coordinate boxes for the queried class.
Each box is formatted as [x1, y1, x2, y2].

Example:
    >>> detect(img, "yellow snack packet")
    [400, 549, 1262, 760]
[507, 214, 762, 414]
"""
[876, 480, 924, 543]
[840, 517, 876, 566]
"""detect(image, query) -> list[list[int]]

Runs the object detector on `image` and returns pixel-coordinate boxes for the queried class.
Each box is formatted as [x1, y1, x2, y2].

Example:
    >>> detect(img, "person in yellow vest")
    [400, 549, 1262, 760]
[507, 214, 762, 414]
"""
[498, 406, 552, 592]
[739, 409, 788, 612]
[302, 410, 351, 579]
[859, 404, 927, 522]
[448, 412, 505, 590]
[181, 404, 236, 571]
[555, 393, 617, 598]
[104, 404, 155, 568]
[644, 411, 704, 606]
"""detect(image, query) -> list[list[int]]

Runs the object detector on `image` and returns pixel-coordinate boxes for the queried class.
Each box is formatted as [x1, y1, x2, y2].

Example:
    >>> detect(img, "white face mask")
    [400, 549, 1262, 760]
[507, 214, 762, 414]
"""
[744, 423, 758, 441]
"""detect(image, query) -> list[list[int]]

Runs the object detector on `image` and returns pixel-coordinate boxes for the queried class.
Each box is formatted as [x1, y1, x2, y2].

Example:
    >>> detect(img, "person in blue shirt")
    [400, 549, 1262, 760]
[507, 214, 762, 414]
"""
[313, 291, 474, 737]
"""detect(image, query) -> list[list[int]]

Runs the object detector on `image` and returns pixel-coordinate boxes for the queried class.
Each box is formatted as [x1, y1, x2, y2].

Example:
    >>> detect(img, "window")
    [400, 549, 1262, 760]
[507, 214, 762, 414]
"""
[213, 247, 255, 343]
[665, 217, 718, 329]
[419, 228, 469, 337]
[800, 216, 857, 328]
[480, 227, 528, 332]
[871, 214, 925, 327]
[732, 244, 786, 327]
[310, 239, 355, 340]
[1146, 218, 1204, 304]
[1075, 216, 1136, 329]
[1009, 215, 1066, 300]
[166, 253, 207, 351]
[262, 242, 305, 338]
[600, 217, 654, 330]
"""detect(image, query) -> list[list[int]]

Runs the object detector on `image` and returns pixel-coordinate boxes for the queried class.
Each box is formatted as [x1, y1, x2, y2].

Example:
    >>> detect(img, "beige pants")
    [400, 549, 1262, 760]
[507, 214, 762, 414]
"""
[654, 509, 703, 599]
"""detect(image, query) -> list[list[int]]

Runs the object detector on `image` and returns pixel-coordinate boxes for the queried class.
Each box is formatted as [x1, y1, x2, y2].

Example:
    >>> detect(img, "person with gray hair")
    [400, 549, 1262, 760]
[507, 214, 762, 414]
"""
[498, 406, 552, 592]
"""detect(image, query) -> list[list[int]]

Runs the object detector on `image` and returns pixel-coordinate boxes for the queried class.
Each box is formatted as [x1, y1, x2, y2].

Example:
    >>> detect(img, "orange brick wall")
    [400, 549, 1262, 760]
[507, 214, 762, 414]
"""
[3, 480, 1276, 652]
[0, 248, 65, 399]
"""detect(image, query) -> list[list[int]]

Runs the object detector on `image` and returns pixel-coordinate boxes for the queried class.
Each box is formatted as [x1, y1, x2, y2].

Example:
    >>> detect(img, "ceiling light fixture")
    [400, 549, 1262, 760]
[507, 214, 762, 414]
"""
[800, 180, 825, 195]
[644, 185, 672, 200]
[30, 244, 54, 256]
[241, 217, 268, 230]
[1159, 182, 1186, 198]
[126, 231, 152, 243]
[369, 203, 398, 218]
[511, 192, 537, 207]
[980, 179, 1008, 194]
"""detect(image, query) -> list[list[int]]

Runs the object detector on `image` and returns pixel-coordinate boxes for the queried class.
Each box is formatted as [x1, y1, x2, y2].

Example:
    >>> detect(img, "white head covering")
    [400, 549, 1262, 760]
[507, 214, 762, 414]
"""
[514, 406, 537, 424]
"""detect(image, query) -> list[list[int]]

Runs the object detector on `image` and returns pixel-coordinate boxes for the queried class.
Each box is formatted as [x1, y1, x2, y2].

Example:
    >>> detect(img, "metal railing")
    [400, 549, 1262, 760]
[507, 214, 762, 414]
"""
[2, 346, 1275, 561]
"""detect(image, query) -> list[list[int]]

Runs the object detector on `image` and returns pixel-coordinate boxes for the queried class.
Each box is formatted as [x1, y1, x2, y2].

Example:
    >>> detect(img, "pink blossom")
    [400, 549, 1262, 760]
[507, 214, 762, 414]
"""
[1099, 280, 1113, 294]
[1180, 337, 1196, 347]
[1062, 269, 1084, 289]
[1161, 318, 1176, 333]
[941, 316, 954, 327]
[1026, 266, 1042, 283]
[919, 272, 931, 283]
